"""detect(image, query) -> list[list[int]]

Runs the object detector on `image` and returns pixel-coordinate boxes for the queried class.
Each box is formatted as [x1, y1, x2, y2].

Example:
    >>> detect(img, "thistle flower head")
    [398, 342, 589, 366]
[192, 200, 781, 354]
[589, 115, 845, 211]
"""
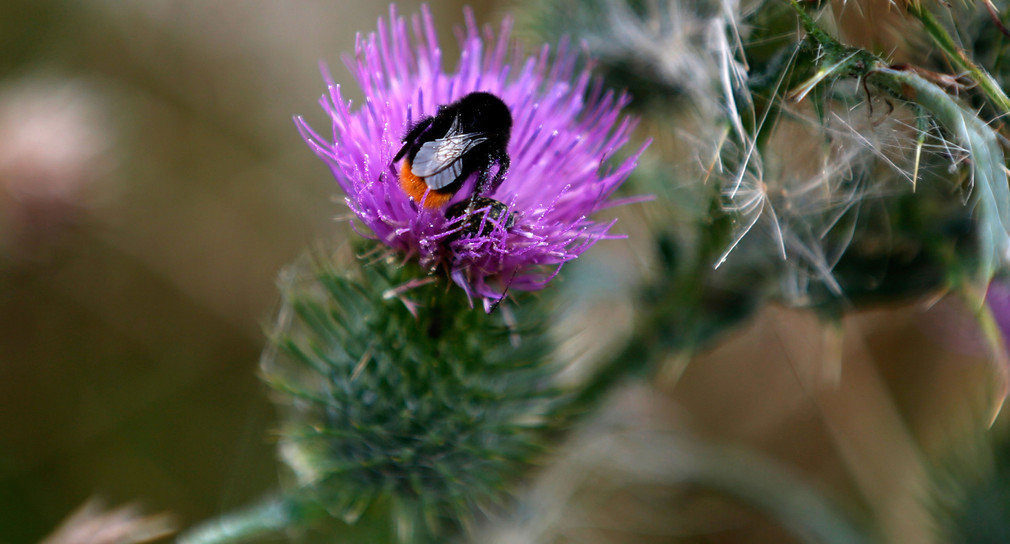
[296, 5, 644, 308]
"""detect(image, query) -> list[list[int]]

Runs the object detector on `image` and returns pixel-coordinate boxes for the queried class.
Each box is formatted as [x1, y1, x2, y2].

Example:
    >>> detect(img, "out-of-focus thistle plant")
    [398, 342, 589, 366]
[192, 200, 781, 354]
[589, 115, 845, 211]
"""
[531, 0, 1010, 326]
[788, 3, 1010, 301]
[518, 0, 1010, 540]
[938, 279, 1010, 542]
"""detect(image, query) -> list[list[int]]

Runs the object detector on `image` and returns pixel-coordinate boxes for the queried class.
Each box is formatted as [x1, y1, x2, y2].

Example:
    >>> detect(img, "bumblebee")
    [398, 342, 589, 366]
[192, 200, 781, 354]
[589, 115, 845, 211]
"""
[393, 92, 511, 210]
[445, 197, 516, 241]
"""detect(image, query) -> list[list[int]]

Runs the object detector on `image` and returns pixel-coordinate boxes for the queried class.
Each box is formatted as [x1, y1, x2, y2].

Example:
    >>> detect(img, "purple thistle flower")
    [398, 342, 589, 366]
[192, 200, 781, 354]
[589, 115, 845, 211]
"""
[296, 4, 646, 309]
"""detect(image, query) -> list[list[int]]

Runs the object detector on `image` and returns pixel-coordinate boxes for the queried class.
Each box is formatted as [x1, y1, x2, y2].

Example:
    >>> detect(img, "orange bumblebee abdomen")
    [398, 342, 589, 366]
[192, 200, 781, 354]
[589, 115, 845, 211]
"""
[399, 161, 453, 209]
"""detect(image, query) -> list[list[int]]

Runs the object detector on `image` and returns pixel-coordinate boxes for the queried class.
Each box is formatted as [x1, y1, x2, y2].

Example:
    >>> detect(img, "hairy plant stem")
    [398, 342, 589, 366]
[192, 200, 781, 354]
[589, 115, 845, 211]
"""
[908, 4, 1010, 117]
[176, 496, 308, 544]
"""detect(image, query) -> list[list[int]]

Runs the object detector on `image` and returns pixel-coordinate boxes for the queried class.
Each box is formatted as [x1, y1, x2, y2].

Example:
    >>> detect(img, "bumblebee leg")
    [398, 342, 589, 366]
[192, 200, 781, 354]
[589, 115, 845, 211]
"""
[469, 168, 490, 212]
[467, 152, 501, 211]
[392, 116, 434, 162]
[488, 151, 510, 194]
[392, 141, 410, 164]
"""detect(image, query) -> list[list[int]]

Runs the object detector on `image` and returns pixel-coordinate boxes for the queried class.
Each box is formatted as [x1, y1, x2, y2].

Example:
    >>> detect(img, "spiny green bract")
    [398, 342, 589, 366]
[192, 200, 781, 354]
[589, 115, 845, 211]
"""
[260, 245, 558, 541]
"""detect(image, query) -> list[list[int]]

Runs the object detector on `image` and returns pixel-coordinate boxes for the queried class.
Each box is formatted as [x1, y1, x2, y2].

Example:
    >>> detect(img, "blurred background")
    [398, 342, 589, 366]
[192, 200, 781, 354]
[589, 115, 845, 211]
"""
[0, 1, 502, 541]
[2, 1, 1008, 543]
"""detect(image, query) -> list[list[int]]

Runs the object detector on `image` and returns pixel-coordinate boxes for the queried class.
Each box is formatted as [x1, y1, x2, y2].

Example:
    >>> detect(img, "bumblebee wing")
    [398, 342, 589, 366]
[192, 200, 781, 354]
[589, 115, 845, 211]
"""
[421, 157, 463, 191]
[411, 132, 487, 177]
[410, 114, 487, 188]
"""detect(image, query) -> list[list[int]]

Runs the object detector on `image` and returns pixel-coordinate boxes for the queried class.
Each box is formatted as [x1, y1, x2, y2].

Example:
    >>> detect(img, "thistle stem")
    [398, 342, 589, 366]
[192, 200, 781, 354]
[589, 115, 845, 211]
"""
[683, 444, 875, 544]
[909, 4, 1010, 116]
[176, 495, 300, 544]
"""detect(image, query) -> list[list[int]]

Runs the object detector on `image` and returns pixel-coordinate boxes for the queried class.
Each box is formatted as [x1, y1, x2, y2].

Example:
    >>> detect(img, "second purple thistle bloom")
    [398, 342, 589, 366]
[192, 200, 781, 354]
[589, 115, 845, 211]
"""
[296, 4, 646, 309]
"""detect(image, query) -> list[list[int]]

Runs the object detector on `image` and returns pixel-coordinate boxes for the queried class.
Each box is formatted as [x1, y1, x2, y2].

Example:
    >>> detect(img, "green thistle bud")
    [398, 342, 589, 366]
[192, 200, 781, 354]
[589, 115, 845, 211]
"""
[260, 244, 558, 542]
